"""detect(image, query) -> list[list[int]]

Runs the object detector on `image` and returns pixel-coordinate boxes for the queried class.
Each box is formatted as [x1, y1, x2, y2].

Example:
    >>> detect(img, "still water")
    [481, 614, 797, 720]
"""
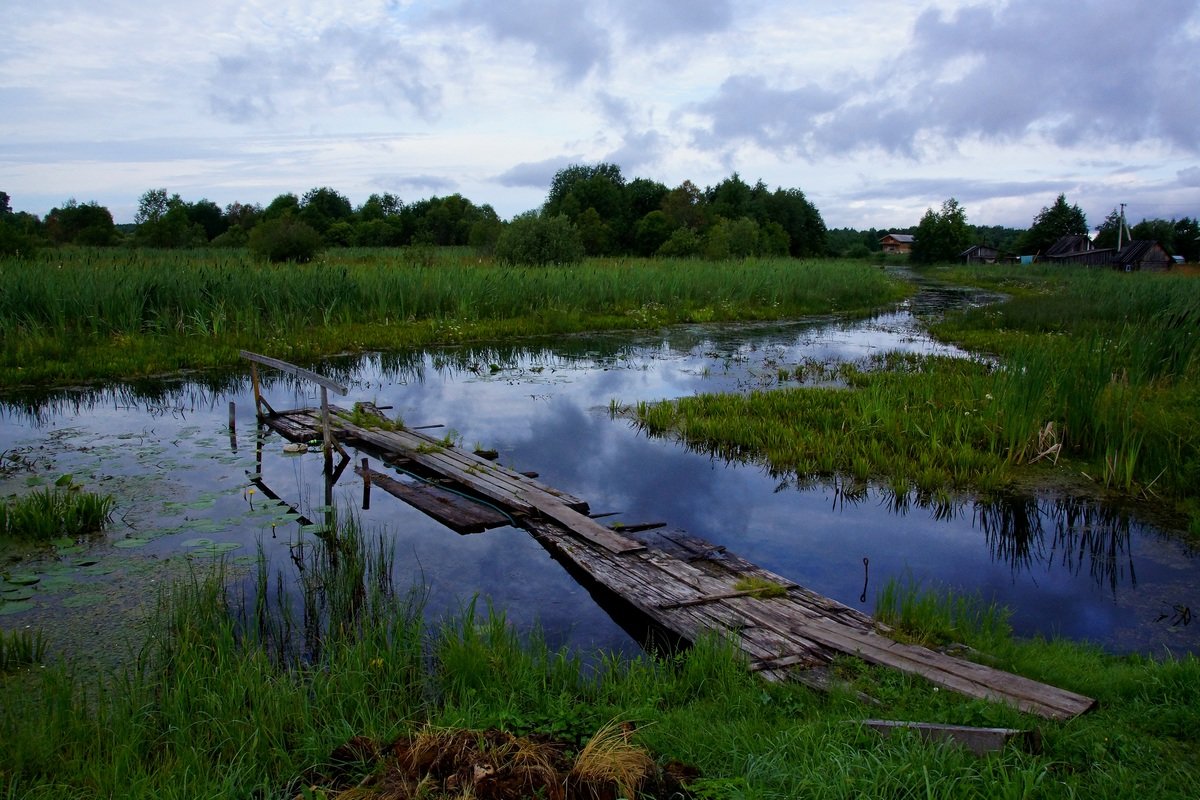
[2, 291, 1196, 658]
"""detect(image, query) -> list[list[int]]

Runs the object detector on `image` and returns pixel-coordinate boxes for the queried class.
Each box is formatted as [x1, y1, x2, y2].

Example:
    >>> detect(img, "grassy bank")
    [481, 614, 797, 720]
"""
[0, 248, 909, 387]
[2, 517, 1198, 798]
[631, 264, 1200, 529]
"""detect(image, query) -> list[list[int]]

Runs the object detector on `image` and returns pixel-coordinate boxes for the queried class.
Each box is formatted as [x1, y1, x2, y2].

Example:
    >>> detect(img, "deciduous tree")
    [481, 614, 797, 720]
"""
[1020, 194, 1087, 254]
[911, 198, 970, 264]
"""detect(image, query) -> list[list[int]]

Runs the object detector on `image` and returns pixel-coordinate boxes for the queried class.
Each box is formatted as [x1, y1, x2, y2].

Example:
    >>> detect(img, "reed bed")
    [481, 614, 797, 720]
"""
[0, 248, 909, 385]
[2, 511, 1198, 797]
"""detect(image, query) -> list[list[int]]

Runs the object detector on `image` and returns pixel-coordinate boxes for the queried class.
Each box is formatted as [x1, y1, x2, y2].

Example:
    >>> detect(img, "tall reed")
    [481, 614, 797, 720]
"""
[0, 249, 910, 384]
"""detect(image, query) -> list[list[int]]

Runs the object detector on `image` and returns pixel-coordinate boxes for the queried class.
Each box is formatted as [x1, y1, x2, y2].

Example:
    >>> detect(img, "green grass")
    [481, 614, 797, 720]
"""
[2, 512, 1198, 798]
[0, 248, 911, 386]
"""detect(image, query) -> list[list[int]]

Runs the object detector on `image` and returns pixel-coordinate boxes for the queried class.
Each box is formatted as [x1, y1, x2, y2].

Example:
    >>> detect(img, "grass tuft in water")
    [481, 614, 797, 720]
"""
[0, 484, 114, 541]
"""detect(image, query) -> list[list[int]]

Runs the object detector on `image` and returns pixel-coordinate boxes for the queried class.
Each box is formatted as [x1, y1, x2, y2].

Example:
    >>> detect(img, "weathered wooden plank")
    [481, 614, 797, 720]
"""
[355, 465, 512, 534]
[657, 585, 801, 610]
[535, 500, 645, 554]
[756, 612, 1095, 720]
[333, 424, 538, 514]
[530, 516, 1093, 719]
[337, 411, 583, 503]
[862, 720, 1042, 756]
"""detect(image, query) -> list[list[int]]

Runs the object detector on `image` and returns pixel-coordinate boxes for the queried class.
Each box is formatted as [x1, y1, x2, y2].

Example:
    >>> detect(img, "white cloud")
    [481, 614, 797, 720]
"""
[1, 0, 1197, 227]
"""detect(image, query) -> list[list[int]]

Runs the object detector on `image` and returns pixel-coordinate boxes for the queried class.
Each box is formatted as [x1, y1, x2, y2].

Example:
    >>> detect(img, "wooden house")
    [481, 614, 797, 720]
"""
[1040, 235, 1114, 267]
[879, 233, 914, 255]
[1113, 240, 1172, 272]
[960, 244, 999, 264]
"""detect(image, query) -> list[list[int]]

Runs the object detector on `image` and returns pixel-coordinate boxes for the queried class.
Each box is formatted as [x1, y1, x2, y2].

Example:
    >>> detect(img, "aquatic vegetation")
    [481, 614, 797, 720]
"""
[0, 628, 44, 672]
[0, 479, 114, 541]
[0, 249, 910, 386]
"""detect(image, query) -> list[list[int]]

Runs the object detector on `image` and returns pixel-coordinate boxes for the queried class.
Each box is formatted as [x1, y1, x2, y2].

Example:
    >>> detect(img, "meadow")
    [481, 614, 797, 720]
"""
[3, 517, 1198, 798]
[0, 248, 909, 386]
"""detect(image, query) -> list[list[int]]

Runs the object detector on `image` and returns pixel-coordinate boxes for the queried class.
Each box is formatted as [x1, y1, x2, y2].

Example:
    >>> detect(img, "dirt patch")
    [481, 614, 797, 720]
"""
[294, 725, 698, 800]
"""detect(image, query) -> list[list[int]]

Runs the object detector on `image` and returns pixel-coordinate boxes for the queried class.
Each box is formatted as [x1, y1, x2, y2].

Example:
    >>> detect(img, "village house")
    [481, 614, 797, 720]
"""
[1113, 240, 1173, 271]
[879, 233, 914, 255]
[960, 244, 1000, 264]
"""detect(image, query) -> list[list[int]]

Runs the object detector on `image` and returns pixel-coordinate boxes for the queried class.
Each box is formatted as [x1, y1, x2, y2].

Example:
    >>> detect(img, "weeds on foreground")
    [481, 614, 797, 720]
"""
[0, 249, 910, 386]
[2, 512, 1199, 798]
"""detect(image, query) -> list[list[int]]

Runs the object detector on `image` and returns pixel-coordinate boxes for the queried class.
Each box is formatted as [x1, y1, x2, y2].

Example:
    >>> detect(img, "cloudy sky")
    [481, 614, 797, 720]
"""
[2, 0, 1198, 230]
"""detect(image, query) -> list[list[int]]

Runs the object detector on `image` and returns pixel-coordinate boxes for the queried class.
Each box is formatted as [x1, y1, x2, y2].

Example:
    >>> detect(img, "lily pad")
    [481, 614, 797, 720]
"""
[37, 576, 78, 592]
[73, 559, 101, 567]
[113, 538, 151, 549]
[180, 537, 216, 548]
[1, 587, 35, 601]
[80, 564, 117, 576]
[187, 542, 242, 557]
[0, 601, 34, 616]
[4, 574, 40, 586]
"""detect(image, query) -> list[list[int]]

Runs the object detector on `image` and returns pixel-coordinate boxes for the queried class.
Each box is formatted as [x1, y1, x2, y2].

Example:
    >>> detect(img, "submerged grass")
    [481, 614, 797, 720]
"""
[2, 511, 1199, 797]
[0, 248, 910, 386]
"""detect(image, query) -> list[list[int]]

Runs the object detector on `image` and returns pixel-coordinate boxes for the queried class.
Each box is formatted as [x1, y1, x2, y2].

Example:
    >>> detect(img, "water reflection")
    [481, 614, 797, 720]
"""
[1, 301, 1196, 658]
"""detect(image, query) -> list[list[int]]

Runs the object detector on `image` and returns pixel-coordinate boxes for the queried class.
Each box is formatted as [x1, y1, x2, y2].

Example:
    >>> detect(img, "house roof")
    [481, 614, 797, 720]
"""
[1044, 235, 1092, 257]
[960, 244, 999, 256]
[1115, 240, 1166, 262]
[881, 233, 914, 243]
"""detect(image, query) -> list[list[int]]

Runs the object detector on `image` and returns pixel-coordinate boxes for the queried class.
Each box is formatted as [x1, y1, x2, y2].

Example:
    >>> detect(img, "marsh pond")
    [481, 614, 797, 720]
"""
[2, 286, 1197, 661]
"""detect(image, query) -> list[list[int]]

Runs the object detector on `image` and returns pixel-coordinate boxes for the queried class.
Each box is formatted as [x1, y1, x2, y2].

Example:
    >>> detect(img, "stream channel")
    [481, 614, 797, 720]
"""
[1, 284, 1197, 662]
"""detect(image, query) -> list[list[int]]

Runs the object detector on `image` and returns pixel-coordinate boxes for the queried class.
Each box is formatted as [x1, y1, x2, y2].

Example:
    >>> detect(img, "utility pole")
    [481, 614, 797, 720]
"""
[1118, 203, 1127, 251]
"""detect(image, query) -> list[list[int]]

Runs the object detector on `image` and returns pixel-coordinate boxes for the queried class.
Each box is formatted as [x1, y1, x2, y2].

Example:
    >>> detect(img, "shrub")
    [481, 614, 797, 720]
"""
[494, 212, 584, 266]
[248, 216, 324, 263]
[656, 227, 701, 258]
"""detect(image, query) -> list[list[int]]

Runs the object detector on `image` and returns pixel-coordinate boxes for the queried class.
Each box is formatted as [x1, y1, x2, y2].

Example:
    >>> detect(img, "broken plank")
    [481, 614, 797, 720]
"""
[355, 465, 511, 534]
[535, 500, 645, 554]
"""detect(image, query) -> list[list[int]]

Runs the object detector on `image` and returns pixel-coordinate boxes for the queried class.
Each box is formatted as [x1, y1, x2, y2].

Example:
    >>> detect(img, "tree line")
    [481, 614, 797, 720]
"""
[0, 166, 827, 264]
[2, 180, 1195, 264]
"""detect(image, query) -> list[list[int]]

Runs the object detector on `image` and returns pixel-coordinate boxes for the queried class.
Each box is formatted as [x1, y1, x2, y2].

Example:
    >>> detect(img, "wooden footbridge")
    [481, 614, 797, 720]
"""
[243, 352, 1095, 722]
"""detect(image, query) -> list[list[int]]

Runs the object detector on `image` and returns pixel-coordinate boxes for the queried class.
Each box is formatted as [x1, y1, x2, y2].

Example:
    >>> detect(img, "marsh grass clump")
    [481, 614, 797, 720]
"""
[0, 482, 114, 541]
[874, 577, 1012, 650]
[0, 628, 45, 672]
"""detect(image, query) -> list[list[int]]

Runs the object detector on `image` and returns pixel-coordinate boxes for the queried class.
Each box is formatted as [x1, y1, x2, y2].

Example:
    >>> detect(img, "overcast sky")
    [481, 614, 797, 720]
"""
[2, 0, 1198, 230]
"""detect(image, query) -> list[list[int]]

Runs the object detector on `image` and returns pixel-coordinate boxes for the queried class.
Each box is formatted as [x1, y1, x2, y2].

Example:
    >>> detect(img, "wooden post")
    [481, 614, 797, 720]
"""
[361, 457, 371, 510]
[250, 363, 262, 418]
[228, 401, 237, 453]
[321, 385, 333, 472]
